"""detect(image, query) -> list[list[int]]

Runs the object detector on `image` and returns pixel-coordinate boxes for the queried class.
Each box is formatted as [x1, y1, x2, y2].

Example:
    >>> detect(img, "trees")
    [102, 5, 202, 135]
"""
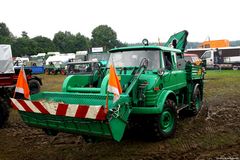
[32, 36, 56, 53]
[91, 25, 118, 51]
[53, 31, 90, 53]
[12, 36, 37, 57]
[75, 33, 91, 51]
[1, 22, 127, 56]
[0, 22, 14, 44]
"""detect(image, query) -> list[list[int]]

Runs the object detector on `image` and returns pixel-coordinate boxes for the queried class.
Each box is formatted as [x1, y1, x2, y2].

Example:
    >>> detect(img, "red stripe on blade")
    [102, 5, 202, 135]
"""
[32, 101, 49, 114]
[75, 105, 89, 118]
[96, 106, 107, 120]
[18, 100, 33, 112]
[56, 103, 68, 116]
[10, 99, 19, 110]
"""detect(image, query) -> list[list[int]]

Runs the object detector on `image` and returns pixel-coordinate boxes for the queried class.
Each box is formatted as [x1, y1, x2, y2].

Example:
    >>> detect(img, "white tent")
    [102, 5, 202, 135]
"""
[46, 54, 76, 65]
[0, 45, 14, 73]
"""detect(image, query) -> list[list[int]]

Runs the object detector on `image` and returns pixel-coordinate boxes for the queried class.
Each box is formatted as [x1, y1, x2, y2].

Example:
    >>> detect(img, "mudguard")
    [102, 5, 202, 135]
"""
[132, 90, 176, 114]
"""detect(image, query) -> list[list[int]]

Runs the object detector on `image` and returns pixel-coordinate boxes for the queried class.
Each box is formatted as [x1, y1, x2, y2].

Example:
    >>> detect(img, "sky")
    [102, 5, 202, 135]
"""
[1, 0, 240, 43]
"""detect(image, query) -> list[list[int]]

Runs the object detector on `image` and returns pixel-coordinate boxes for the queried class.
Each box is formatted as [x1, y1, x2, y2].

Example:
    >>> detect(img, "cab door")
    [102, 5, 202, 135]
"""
[162, 51, 186, 91]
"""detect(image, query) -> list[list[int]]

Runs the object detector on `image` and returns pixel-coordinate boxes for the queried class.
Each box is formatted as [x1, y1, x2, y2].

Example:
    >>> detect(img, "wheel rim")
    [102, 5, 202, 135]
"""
[160, 110, 174, 133]
[195, 95, 201, 111]
[30, 84, 38, 93]
[194, 89, 201, 112]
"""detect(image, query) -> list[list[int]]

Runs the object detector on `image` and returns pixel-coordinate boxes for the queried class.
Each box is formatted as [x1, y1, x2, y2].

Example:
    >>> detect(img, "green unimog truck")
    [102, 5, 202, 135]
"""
[10, 30, 204, 141]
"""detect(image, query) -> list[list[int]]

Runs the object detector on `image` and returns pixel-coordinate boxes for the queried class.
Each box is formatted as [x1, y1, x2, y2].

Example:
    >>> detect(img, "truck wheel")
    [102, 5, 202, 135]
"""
[151, 99, 177, 140]
[232, 65, 238, 70]
[50, 70, 56, 75]
[29, 79, 41, 95]
[60, 69, 66, 75]
[0, 101, 9, 128]
[190, 85, 202, 116]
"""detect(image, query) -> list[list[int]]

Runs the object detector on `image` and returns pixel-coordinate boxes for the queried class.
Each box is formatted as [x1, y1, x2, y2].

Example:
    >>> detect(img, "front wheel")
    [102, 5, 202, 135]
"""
[151, 99, 177, 140]
[28, 79, 41, 95]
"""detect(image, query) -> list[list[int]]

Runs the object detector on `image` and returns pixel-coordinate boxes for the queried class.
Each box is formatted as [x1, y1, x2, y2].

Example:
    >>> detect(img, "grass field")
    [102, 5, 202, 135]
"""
[0, 70, 239, 160]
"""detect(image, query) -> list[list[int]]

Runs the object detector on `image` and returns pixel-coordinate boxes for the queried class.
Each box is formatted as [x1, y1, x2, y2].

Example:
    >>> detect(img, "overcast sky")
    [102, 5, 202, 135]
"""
[1, 0, 239, 43]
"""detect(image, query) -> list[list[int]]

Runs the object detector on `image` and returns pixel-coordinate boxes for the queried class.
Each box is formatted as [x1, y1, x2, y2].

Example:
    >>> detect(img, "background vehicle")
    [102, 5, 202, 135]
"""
[198, 39, 229, 48]
[10, 30, 204, 141]
[66, 60, 106, 87]
[184, 53, 202, 64]
[0, 45, 42, 127]
[201, 47, 240, 70]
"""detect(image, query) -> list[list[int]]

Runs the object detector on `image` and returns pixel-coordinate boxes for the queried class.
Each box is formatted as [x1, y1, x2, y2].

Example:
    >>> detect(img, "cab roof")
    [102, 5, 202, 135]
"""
[109, 45, 182, 53]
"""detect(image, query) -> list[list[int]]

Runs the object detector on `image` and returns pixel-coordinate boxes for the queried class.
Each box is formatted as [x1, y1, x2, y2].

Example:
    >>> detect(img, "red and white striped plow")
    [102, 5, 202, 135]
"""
[10, 98, 107, 120]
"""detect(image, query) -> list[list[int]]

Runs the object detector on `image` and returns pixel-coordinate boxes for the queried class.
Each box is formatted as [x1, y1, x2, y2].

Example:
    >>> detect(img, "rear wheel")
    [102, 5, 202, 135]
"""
[50, 70, 56, 75]
[151, 99, 177, 140]
[232, 65, 238, 70]
[60, 69, 66, 75]
[28, 79, 41, 95]
[0, 101, 9, 128]
[190, 85, 202, 115]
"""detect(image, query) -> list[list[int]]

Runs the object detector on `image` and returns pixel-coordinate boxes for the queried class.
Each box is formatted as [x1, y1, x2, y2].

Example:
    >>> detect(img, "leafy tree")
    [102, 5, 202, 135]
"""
[32, 36, 56, 53]
[53, 31, 75, 53]
[53, 31, 90, 53]
[74, 33, 90, 51]
[91, 25, 119, 51]
[21, 31, 29, 38]
[0, 22, 14, 44]
[12, 33, 37, 57]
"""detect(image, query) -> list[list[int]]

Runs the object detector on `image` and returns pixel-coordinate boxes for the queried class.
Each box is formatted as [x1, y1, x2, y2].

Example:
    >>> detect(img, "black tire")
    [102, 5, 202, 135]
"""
[190, 85, 202, 116]
[232, 65, 238, 70]
[60, 69, 66, 75]
[28, 79, 41, 95]
[0, 101, 9, 128]
[50, 70, 56, 75]
[151, 99, 177, 140]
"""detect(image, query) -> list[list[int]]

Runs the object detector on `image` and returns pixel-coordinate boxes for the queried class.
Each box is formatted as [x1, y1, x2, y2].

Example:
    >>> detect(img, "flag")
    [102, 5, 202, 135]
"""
[14, 66, 30, 99]
[108, 64, 122, 103]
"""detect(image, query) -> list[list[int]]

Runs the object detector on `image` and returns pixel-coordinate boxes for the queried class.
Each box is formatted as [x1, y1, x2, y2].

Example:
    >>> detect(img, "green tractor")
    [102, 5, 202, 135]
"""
[10, 30, 204, 141]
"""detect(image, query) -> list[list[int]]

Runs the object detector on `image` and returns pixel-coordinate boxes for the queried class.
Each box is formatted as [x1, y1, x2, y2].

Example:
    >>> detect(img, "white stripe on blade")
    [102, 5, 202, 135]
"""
[24, 100, 41, 113]
[65, 104, 79, 117]
[40, 101, 58, 115]
[85, 106, 101, 119]
[10, 98, 25, 111]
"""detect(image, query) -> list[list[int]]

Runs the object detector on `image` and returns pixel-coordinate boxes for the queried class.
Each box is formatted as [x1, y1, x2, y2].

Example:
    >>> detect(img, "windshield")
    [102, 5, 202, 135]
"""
[108, 50, 160, 70]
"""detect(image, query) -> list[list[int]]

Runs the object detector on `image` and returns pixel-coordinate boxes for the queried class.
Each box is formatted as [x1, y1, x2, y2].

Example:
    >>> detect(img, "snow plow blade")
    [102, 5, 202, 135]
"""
[10, 92, 131, 142]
